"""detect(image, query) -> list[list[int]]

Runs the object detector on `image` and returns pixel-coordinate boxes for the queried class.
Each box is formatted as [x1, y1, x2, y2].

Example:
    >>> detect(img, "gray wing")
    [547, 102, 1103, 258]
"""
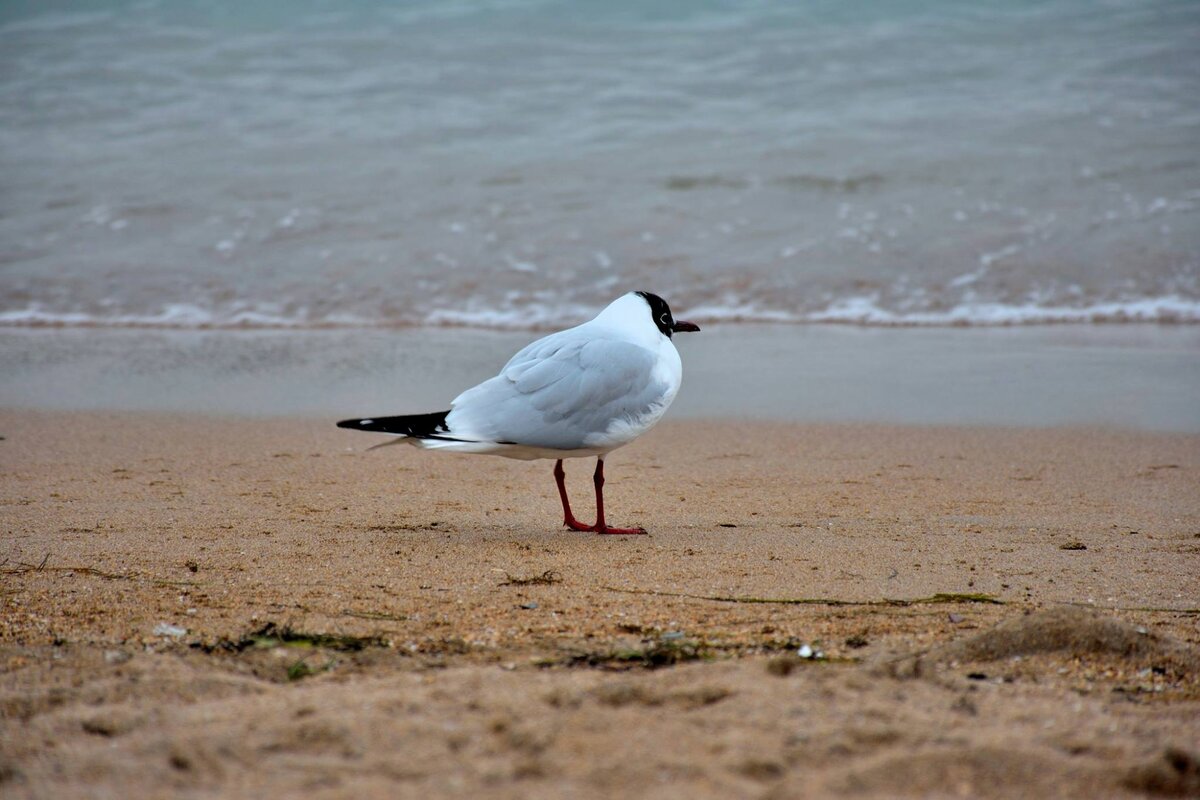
[446, 333, 669, 451]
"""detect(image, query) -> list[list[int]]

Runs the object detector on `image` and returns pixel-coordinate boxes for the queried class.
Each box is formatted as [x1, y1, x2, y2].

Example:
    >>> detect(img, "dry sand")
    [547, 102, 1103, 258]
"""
[1, 410, 1198, 798]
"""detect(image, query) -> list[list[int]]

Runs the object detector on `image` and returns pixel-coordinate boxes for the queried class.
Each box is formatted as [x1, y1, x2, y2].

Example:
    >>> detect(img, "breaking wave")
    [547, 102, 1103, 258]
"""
[3, 295, 1197, 331]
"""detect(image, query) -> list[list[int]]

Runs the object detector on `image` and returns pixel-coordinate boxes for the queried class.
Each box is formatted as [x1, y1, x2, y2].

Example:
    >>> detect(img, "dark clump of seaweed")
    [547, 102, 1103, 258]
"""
[557, 636, 711, 670]
[612, 639, 707, 668]
[194, 622, 388, 654]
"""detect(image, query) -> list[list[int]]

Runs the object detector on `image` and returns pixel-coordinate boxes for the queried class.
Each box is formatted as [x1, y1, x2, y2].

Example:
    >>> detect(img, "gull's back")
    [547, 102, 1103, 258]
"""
[433, 295, 683, 459]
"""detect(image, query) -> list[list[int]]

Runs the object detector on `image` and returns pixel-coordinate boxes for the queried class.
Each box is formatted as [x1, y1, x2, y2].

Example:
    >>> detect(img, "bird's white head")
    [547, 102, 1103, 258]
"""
[594, 292, 701, 340]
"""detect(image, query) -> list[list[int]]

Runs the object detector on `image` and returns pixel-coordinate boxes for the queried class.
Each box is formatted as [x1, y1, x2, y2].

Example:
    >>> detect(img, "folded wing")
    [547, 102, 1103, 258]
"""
[446, 332, 671, 451]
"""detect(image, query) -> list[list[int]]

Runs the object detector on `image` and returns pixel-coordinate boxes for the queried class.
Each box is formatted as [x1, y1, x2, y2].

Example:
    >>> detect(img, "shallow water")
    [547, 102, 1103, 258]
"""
[2, 0, 1198, 328]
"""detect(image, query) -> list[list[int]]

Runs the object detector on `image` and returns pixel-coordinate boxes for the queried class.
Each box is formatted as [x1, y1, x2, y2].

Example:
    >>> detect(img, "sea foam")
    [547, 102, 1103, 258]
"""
[2, 296, 1197, 331]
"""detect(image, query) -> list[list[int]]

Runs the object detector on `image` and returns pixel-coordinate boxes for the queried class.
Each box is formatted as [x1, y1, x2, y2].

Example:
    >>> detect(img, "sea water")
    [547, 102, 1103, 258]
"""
[2, 0, 1198, 329]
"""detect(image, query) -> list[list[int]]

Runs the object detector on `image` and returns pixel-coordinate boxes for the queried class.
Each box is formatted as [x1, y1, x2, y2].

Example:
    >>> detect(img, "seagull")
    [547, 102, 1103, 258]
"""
[337, 291, 699, 534]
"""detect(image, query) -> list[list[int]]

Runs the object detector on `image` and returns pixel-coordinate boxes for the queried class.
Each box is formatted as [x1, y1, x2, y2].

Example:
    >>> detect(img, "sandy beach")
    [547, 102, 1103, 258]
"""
[2, 410, 1197, 798]
[5, 2, 1200, 796]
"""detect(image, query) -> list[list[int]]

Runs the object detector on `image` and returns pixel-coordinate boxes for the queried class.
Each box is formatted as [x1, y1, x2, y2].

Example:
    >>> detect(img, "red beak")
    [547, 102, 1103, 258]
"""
[672, 320, 700, 333]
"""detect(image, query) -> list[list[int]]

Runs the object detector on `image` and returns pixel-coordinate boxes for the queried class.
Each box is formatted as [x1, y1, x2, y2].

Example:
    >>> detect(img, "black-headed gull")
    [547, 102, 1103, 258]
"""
[338, 291, 699, 534]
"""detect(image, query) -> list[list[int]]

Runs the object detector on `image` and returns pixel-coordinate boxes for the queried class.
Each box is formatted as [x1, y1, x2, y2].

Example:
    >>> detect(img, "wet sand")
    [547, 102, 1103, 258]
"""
[1, 411, 1198, 798]
[4, 324, 1199, 430]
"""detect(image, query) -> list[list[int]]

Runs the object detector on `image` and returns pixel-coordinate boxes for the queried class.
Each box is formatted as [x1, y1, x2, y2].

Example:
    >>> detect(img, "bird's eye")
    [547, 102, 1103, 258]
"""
[659, 313, 670, 326]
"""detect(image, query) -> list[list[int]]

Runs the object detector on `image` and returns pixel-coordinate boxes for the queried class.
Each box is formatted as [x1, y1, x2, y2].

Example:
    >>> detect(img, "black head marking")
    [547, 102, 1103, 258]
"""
[635, 291, 676, 338]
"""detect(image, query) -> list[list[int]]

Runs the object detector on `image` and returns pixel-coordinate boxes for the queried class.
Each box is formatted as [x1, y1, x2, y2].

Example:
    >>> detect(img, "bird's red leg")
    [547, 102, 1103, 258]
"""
[592, 458, 647, 535]
[554, 459, 594, 532]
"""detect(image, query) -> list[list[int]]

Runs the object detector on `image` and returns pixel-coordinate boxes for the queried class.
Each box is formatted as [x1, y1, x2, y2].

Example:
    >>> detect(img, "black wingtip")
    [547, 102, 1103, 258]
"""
[336, 411, 452, 437]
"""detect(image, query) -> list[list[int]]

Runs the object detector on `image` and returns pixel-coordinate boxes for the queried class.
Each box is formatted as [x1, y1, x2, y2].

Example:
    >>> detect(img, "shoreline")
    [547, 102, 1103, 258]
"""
[3, 297, 1200, 330]
[3, 323, 1199, 431]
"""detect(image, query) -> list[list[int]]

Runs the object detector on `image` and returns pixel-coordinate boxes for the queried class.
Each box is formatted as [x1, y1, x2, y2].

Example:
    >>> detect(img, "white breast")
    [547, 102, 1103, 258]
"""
[583, 334, 682, 451]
